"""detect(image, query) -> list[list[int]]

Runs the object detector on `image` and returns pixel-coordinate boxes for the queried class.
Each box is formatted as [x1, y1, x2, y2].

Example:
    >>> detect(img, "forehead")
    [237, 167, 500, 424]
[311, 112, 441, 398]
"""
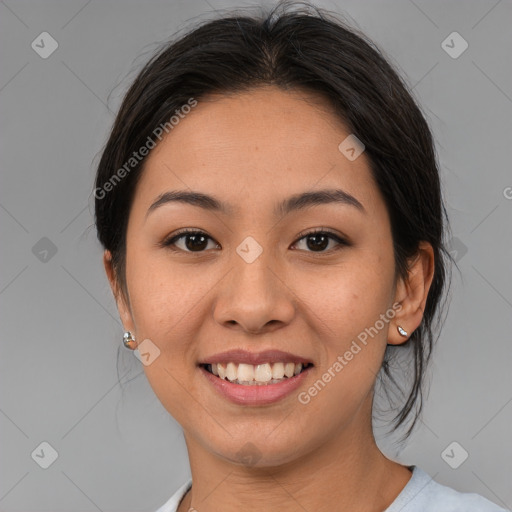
[133, 87, 382, 219]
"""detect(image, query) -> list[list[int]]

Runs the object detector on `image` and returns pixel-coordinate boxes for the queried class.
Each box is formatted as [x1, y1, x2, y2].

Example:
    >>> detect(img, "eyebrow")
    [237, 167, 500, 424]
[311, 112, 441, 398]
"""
[146, 188, 365, 219]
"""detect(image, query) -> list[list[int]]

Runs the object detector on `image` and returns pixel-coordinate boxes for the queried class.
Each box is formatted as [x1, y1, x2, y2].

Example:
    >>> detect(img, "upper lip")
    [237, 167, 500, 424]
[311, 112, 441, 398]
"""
[198, 349, 313, 366]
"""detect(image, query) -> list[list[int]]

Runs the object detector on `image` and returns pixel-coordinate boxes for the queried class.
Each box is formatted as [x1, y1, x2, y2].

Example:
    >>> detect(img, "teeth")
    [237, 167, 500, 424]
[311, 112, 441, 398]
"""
[237, 363, 254, 382]
[272, 362, 285, 379]
[226, 362, 237, 381]
[207, 362, 308, 384]
[254, 363, 272, 382]
[284, 362, 295, 378]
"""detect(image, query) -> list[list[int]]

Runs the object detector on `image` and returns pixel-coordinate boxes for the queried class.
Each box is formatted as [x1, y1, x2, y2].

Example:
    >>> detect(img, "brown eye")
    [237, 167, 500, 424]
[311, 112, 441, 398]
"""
[292, 230, 349, 253]
[163, 230, 219, 252]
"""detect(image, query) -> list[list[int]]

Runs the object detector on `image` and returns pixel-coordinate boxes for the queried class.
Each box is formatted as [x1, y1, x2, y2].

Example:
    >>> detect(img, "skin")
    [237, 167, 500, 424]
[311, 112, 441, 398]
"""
[104, 86, 435, 511]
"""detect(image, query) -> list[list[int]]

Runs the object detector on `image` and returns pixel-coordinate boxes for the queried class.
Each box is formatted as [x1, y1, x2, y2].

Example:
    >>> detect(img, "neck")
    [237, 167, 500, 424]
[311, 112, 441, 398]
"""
[177, 417, 412, 512]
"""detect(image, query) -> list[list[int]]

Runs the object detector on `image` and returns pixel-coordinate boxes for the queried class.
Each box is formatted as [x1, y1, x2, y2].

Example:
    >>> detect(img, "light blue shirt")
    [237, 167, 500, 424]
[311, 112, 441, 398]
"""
[155, 466, 509, 511]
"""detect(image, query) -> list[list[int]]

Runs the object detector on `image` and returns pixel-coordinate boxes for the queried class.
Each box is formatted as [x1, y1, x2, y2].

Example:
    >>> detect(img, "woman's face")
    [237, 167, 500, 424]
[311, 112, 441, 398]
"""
[110, 86, 412, 466]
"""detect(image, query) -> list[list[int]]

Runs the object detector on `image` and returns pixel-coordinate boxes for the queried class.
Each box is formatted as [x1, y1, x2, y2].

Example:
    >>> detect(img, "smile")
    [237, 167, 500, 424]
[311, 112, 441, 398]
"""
[202, 362, 313, 385]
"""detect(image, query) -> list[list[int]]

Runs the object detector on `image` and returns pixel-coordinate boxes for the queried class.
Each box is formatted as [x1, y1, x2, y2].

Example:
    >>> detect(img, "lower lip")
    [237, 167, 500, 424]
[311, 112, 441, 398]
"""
[199, 366, 312, 406]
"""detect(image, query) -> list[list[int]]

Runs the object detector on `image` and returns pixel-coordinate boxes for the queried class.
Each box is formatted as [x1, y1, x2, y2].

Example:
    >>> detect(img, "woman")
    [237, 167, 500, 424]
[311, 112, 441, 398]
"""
[94, 2, 508, 511]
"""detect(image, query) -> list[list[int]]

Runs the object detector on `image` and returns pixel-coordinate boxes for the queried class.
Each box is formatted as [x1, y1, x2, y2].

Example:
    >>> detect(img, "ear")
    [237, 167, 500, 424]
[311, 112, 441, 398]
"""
[389, 241, 435, 345]
[103, 250, 136, 334]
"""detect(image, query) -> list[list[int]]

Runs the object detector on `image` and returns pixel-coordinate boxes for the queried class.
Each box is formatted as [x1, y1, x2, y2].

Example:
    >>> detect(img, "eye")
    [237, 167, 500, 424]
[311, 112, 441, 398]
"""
[291, 228, 349, 253]
[161, 229, 219, 252]
[161, 228, 349, 254]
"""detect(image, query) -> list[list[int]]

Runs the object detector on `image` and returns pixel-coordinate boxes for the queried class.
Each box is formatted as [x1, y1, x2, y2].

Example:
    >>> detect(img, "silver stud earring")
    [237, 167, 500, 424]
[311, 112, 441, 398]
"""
[397, 325, 408, 337]
[123, 331, 137, 350]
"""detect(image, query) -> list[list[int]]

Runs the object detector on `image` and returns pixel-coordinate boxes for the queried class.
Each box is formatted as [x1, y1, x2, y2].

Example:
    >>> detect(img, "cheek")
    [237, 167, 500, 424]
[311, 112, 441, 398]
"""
[291, 251, 395, 403]
[295, 250, 396, 346]
[124, 251, 210, 423]
[126, 252, 208, 345]
[295, 312, 389, 430]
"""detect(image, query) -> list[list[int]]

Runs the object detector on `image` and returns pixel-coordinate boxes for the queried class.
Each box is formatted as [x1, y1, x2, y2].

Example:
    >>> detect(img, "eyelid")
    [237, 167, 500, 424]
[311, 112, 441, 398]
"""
[293, 227, 349, 246]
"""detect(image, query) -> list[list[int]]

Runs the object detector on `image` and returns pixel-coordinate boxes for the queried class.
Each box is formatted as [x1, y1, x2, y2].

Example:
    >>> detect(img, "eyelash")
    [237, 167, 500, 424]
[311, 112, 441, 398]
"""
[160, 228, 350, 254]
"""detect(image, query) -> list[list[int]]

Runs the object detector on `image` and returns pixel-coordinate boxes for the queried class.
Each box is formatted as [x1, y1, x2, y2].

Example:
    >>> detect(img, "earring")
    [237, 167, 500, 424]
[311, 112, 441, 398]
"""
[123, 331, 137, 350]
[397, 325, 408, 337]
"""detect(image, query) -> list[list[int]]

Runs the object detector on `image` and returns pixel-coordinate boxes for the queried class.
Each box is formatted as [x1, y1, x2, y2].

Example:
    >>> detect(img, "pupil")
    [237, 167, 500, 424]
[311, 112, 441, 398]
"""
[186, 234, 208, 251]
[307, 234, 328, 251]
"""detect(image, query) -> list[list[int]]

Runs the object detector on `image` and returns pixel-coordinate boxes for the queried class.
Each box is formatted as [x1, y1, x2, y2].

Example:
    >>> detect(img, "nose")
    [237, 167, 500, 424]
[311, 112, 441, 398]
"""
[213, 247, 296, 335]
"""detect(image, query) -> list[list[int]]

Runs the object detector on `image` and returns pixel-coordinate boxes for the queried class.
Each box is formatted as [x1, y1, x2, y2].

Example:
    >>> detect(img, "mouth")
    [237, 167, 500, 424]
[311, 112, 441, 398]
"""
[200, 361, 314, 386]
[197, 349, 315, 405]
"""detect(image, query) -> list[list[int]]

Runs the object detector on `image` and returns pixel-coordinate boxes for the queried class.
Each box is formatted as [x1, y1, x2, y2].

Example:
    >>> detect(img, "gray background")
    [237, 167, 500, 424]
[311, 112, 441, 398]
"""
[1, 0, 511, 510]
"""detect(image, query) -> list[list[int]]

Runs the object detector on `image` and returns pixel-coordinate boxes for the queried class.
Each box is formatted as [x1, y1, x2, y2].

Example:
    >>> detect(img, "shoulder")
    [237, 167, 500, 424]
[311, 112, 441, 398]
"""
[155, 469, 509, 512]
[386, 466, 510, 512]
[154, 479, 192, 512]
